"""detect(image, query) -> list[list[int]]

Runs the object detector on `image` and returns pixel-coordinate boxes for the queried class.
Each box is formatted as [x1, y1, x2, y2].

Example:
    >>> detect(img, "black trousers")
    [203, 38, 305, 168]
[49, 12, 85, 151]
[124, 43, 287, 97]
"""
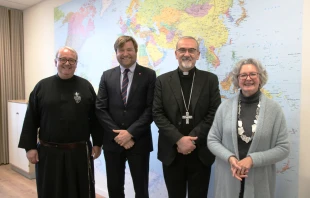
[104, 150, 150, 198]
[162, 150, 211, 198]
[239, 179, 245, 198]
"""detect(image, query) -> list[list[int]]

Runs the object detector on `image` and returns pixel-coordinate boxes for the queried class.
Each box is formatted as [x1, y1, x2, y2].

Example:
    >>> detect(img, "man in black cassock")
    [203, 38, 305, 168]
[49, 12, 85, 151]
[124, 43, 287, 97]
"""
[153, 36, 221, 198]
[18, 46, 103, 198]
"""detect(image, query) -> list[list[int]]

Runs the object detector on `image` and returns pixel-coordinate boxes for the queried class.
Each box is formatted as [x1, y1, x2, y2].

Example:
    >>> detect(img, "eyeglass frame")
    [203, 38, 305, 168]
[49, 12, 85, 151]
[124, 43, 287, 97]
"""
[238, 72, 260, 80]
[176, 48, 198, 54]
[56, 57, 77, 65]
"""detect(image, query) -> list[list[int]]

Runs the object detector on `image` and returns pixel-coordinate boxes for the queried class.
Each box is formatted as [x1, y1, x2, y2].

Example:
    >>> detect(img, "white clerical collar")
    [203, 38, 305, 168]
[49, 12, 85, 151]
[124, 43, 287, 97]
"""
[120, 63, 136, 73]
[179, 67, 196, 76]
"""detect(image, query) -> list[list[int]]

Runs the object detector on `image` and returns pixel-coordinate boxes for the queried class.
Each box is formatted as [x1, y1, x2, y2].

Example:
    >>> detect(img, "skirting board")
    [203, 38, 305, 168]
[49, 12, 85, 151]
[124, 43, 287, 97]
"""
[10, 164, 36, 179]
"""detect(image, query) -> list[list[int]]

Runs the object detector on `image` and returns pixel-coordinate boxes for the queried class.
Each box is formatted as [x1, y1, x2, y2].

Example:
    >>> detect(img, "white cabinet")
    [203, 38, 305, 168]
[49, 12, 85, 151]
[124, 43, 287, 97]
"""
[8, 100, 35, 179]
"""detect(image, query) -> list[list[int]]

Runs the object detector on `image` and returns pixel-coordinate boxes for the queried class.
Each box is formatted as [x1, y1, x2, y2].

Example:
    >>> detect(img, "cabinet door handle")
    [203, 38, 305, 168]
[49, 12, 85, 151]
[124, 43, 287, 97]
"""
[16, 112, 19, 115]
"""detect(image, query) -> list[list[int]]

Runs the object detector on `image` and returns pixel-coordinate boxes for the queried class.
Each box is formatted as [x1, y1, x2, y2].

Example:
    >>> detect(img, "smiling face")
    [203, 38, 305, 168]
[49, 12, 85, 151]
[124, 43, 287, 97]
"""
[116, 40, 137, 68]
[238, 64, 261, 97]
[175, 38, 200, 72]
[55, 48, 77, 79]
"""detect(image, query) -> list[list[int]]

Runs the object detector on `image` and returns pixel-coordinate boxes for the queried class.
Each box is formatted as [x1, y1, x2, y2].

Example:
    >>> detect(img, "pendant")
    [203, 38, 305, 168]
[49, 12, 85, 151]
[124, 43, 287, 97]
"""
[238, 120, 242, 127]
[238, 127, 244, 135]
[74, 92, 81, 103]
[241, 135, 250, 143]
[252, 124, 257, 132]
[182, 111, 193, 124]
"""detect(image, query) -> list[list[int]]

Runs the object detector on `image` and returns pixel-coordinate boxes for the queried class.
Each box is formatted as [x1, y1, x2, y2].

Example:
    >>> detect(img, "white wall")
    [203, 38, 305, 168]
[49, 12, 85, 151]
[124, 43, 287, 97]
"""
[23, 0, 310, 197]
[299, 0, 310, 197]
[23, 0, 71, 98]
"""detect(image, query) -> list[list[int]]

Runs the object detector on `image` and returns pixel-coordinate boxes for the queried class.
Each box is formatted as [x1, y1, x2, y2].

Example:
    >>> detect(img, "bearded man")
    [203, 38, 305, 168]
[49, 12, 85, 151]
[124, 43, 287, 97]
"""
[153, 36, 221, 198]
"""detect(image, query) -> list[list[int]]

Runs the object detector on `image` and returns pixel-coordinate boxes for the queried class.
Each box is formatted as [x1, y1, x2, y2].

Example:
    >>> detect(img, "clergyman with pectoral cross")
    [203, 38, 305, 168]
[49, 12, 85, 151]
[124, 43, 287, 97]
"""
[153, 36, 221, 198]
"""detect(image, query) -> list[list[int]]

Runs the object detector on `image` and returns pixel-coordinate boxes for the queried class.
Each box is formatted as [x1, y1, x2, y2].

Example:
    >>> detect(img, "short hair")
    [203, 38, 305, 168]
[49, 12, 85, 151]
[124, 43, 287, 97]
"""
[231, 58, 268, 88]
[55, 46, 78, 61]
[176, 36, 199, 51]
[114, 35, 138, 53]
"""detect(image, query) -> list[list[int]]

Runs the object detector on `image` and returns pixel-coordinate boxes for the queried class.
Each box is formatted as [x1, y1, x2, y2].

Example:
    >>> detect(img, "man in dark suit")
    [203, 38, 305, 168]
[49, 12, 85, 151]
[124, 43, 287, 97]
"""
[96, 35, 156, 198]
[153, 36, 221, 198]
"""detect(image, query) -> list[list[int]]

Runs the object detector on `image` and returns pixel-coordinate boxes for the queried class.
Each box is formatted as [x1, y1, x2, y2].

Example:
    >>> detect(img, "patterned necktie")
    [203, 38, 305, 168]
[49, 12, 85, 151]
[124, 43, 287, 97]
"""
[121, 69, 130, 106]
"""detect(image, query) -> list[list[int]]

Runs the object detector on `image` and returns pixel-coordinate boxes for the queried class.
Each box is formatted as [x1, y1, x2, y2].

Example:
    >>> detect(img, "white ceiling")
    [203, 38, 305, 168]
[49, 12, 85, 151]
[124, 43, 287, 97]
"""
[0, 0, 45, 10]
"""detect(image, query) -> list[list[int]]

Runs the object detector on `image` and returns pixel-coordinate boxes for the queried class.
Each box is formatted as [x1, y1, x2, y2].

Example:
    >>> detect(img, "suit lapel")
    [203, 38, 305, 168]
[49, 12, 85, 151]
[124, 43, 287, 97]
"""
[191, 69, 204, 113]
[112, 66, 121, 99]
[169, 69, 184, 113]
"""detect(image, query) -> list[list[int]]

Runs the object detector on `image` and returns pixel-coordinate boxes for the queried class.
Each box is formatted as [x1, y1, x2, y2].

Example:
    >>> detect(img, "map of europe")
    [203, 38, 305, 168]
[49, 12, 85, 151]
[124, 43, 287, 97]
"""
[55, 0, 302, 197]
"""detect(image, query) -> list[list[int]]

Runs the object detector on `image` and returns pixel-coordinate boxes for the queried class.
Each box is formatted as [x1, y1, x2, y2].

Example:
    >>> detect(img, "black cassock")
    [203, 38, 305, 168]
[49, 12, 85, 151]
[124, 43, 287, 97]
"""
[18, 75, 103, 198]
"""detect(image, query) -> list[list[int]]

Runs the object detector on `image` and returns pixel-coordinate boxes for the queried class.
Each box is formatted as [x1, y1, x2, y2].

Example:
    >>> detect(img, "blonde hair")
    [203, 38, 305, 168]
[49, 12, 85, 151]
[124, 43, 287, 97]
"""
[114, 35, 138, 52]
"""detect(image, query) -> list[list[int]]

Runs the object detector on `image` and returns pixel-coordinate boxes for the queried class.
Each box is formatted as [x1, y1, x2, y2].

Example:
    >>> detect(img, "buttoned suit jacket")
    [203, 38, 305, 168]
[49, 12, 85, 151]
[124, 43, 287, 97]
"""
[96, 64, 156, 153]
[153, 68, 221, 166]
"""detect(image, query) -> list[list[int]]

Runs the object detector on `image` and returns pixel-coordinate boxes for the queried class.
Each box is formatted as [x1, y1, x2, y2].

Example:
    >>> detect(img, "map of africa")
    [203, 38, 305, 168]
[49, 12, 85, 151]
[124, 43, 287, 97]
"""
[54, 0, 302, 197]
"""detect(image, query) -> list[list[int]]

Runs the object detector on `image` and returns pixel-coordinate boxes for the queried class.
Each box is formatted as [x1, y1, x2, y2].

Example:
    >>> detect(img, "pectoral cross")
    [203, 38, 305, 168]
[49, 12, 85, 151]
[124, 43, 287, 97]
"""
[182, 111, 193, 124]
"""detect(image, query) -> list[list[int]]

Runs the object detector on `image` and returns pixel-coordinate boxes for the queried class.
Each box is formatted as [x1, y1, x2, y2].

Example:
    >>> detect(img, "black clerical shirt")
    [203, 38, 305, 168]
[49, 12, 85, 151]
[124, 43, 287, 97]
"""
[178, 67, 196, 135]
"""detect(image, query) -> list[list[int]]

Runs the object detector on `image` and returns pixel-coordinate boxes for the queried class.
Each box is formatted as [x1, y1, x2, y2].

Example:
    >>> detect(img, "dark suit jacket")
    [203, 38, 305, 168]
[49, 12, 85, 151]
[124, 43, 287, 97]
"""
[153, 68, 221, 166]
[96, 64, 156, 153]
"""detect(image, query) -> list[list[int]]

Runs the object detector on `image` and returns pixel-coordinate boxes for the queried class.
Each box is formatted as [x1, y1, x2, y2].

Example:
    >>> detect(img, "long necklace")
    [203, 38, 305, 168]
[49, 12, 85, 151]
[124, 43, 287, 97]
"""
[237, 99, 260, 143]
[181, 72, 195, 124]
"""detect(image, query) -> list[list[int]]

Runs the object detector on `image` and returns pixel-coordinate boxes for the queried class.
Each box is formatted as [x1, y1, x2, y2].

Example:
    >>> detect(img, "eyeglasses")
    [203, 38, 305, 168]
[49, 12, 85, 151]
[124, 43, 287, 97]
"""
[176, 48, 197, 54]
[238, 72, 259, 80]
[57, 57, 77, 65]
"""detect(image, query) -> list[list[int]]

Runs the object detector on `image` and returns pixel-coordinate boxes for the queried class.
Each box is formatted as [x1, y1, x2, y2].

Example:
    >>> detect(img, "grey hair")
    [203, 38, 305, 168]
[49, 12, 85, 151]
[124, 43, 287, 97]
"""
[176, 36, 199, 51]
[55, 46, 78, 61]
[231, 58, 268, 88]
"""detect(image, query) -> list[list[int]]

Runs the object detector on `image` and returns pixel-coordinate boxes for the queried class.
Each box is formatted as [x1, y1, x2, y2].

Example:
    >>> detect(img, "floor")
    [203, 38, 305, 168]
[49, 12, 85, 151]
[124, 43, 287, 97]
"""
[0, 164, 104, 198]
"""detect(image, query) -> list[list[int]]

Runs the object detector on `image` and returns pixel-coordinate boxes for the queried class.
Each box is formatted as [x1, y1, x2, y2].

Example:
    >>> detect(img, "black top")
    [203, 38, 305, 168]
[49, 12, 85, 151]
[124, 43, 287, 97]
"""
[238, 90, 261, 160]
[18, 75, 103, 150]
[178, 67, 196, 135]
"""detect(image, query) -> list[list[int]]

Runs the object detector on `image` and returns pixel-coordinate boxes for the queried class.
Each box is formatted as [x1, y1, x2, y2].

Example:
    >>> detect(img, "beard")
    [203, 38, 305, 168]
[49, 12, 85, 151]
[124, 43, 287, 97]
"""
[181, 57, 194, 69]
[181, 62, 192, 68]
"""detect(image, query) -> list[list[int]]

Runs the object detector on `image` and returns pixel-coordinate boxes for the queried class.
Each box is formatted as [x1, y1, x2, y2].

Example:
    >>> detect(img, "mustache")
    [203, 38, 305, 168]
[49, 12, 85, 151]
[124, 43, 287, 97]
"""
[182, 57, 191, 61]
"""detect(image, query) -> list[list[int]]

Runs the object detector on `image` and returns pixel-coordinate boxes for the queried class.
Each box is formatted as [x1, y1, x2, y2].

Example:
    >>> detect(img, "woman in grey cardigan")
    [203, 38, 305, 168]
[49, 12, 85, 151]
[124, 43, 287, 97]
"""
[207, 58, 290, 198]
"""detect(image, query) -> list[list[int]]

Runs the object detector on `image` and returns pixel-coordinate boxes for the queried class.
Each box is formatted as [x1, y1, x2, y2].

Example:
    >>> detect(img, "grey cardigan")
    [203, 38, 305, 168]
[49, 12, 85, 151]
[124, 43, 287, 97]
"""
[207, 93, 290, 198]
